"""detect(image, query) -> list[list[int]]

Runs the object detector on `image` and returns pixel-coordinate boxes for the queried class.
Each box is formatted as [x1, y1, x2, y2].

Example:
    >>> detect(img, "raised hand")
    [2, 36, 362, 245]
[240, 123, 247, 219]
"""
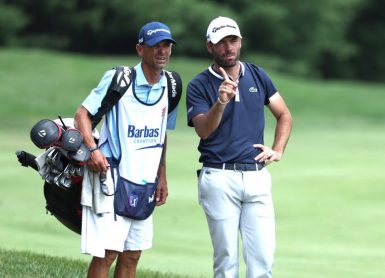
[217, 67, 238, 104]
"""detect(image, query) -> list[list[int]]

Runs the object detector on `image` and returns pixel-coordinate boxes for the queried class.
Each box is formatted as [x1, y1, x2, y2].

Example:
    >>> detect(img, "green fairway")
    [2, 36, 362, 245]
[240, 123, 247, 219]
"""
[1, 48, 384, 277]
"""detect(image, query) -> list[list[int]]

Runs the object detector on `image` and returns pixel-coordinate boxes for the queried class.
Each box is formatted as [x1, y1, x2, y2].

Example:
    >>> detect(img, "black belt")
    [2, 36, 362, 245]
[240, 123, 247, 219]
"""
[203, 162, 264, 171]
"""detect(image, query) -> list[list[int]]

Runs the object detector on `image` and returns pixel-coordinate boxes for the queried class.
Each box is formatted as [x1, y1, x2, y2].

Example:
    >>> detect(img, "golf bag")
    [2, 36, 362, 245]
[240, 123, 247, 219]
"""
[17, 117, 92, 234]
[43, 171, 82, 234]
[16, 149, 83, 234]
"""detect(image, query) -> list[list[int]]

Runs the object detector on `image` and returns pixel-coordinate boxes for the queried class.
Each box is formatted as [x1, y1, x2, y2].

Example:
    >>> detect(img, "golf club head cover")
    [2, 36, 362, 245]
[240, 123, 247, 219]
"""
[69, 143, 90, 162]
[30, 119, 63, 149]
[61, 128, 83, 152]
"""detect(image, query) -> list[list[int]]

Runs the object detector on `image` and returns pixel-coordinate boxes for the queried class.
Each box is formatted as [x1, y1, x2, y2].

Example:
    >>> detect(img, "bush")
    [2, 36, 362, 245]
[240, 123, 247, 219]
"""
[0, 3, 29, 45]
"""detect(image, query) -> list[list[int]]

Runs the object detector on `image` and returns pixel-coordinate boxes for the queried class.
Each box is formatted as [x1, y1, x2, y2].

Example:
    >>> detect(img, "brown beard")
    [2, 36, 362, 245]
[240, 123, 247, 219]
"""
[213, 49, 240, 68]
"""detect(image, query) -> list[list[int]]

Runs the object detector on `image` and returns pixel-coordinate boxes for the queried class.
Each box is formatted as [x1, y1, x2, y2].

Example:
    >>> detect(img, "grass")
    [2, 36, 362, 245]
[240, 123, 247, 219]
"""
[0, 248, 189, 278]
[1, 47, 385, 277]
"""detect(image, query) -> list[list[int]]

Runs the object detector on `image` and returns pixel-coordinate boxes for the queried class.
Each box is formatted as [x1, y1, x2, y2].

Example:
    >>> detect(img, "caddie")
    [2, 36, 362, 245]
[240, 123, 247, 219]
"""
[74, 21, 180, 278]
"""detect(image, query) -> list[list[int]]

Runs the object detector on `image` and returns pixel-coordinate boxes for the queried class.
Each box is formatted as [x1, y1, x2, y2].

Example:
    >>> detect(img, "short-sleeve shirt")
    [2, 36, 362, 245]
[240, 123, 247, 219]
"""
[82, 63, 177, 158]
[186, 62, 277, 163]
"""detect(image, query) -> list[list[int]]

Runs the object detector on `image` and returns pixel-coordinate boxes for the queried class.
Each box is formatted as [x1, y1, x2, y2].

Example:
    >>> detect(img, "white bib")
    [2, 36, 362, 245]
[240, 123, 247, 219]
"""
[114, 85, 168, 184]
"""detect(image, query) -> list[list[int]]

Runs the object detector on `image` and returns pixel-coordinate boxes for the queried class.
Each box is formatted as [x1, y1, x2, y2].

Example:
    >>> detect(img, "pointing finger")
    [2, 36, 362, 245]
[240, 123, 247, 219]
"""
[218, 67, 238, 88]
[218, 67, 230, 81]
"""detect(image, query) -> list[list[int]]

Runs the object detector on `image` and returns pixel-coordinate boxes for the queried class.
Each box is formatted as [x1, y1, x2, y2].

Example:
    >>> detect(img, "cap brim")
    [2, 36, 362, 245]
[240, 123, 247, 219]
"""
[145, 36, 177, 46]
[209, 33, 242, 44]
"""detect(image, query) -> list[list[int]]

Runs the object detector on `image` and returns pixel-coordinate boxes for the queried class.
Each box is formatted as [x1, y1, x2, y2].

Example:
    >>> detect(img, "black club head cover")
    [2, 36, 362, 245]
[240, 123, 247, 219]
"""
[30, 119, 62, 149]
[69, 143, 90, 162]
[61, 128, 83, 152]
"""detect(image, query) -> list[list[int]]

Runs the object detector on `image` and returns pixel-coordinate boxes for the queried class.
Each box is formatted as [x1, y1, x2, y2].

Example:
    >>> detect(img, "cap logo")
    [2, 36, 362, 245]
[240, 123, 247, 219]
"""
[212, 24, 237, 33]
[147, 28, 171, 36]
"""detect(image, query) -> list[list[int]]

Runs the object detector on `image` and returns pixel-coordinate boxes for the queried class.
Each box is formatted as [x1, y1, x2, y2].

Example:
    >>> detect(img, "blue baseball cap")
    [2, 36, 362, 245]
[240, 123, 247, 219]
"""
[138, 22, 177, 46]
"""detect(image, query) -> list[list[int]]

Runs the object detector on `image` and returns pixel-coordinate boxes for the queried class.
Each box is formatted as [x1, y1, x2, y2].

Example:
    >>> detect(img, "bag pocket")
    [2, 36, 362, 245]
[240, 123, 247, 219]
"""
[114, 177, 157, 220]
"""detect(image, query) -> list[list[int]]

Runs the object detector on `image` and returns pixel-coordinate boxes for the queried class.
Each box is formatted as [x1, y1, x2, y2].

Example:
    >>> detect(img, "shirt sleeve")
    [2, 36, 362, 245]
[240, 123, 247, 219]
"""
[166, 106, 178, 130]
[82, 69, 116, 115]
[256, 67, 278, 105]
[186, 78, 212, 127]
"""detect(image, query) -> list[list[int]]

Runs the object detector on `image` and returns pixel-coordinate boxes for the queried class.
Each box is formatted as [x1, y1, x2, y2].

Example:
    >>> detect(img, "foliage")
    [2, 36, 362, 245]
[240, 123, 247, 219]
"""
[347, 0, 385, 81]
[0, 3, 29, 45]
[1, 0, 384, 81]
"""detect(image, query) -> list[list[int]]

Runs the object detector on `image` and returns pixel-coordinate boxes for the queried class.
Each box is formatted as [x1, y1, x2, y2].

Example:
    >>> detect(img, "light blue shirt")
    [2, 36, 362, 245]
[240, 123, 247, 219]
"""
[82, 63, 178, 158]
[83, 63, 177, 128]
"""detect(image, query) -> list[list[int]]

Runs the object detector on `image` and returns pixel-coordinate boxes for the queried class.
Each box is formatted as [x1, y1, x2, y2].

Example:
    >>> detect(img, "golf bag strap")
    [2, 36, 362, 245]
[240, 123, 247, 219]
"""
[90, 66, 182, 129]
[165, 70, 182, 114]
[90, 66, 134, 129]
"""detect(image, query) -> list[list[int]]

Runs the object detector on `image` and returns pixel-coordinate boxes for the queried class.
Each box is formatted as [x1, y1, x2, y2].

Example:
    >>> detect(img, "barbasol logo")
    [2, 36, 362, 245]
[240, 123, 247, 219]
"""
[127, 125, 159, 138]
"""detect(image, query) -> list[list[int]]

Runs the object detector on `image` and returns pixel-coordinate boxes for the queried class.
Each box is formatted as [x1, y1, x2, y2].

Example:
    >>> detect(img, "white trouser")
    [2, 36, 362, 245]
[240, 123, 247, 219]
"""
[198, 167, 275, 278]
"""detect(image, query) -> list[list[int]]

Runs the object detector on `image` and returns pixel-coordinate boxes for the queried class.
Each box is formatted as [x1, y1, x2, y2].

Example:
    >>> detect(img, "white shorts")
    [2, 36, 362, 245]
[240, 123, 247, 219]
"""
[81, 205, 153, 258]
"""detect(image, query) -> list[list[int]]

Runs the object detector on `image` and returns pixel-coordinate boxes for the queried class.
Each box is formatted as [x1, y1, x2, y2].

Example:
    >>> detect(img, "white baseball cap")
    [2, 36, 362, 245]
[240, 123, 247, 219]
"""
[206, 16, 242, 44]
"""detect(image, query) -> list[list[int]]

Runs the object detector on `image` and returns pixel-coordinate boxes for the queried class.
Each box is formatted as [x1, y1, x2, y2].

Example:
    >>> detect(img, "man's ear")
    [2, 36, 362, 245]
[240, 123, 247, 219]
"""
[136, 44, 143, 57]
[206, 42, 213, 54]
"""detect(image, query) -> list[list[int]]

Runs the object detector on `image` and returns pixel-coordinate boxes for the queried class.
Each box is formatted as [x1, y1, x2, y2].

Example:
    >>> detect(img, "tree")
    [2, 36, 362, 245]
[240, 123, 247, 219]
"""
[348, 0, 385, 81]
[0, 2, 29, 45]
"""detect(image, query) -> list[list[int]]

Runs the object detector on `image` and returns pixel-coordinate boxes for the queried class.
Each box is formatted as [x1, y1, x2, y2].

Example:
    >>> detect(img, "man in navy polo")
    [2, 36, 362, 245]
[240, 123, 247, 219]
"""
[186, 16, 292, 277]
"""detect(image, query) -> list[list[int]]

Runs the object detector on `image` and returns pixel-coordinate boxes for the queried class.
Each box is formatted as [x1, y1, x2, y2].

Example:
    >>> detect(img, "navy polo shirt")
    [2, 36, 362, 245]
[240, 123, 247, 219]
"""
[186, 62, 277, 164]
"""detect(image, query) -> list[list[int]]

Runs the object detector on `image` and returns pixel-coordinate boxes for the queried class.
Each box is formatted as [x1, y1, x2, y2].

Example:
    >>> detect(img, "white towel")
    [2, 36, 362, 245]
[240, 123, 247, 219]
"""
[81, 166, 114, 215]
